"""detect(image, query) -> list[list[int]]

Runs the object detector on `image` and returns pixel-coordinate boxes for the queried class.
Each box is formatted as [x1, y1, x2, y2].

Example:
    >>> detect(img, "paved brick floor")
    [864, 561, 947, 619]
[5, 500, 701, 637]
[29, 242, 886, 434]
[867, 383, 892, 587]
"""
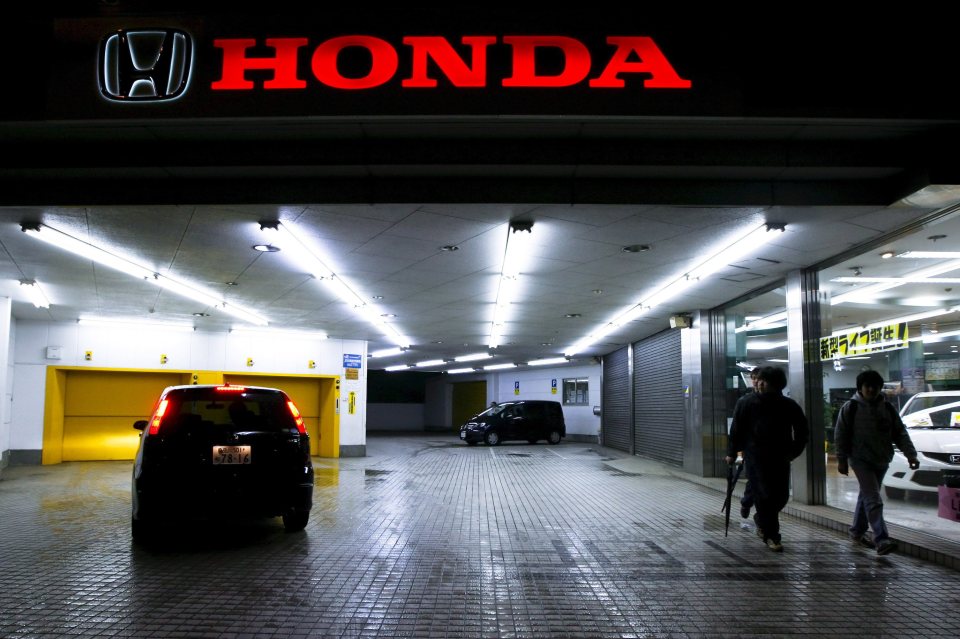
[2, 434, 959, 638]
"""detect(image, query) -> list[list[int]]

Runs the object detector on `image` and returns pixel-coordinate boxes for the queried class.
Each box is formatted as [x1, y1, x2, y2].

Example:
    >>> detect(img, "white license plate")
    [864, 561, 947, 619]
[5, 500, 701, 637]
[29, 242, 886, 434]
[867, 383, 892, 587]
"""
[460, 430, 466, 439]
[212, 445, 251, 465]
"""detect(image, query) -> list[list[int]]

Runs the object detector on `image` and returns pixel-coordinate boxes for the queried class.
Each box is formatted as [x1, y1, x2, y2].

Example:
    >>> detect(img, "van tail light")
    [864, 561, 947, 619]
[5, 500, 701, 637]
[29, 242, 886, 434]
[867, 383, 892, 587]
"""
[148, 399, 170, 435]
[286, 400, 306, 435]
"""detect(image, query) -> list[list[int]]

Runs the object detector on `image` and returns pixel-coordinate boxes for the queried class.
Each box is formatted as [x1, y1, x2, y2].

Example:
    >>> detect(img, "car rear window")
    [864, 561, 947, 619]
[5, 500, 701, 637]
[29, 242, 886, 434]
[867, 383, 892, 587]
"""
[164, 388, 299, 434]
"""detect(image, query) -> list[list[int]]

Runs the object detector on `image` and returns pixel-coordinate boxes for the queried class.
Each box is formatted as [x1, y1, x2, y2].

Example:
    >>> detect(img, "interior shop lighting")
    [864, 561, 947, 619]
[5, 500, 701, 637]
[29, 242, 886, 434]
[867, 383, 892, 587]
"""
[746, 340, 789, 351]
[489, 221, 535, 348]
[735, 310, 788, 333]
[831, 258, 960, 305]
[259, 220, 411, 348]
[527, 357, 569, 366]
[446, 368, 476, 374]
[385, 364, 411, 372]
[455, 352, 493, 363]
[830, 307, 960, 337]
[19, 280, 50, 308]
[370, 347, 405, 358]
[566, 222, 785, 356]
[22, 222, 268, 325]
[78, 317, 195, 332]
[484, 363, 517, 371]
[230, 326, 328, 339]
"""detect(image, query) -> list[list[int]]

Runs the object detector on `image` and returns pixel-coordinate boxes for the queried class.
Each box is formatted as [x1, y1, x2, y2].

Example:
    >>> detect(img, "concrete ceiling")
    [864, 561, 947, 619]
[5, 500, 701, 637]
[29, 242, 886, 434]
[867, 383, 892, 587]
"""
[0, 199, 949, 370]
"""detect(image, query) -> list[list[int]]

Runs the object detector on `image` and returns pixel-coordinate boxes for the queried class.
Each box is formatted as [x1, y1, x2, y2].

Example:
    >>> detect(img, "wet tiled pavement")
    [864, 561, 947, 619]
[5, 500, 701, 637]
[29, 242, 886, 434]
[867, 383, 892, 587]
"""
[2, 434, 959, 638]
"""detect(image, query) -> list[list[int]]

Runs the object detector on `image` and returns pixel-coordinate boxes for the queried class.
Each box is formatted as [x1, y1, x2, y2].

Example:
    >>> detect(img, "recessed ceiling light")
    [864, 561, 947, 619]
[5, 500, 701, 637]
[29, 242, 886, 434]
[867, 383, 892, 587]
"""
[621, 244, 650, 253]
[192, 312, 211, 317]
[565, 313, 581, 318]
[593, 289, 603, 295]
[252, 244, 280, 252]
[880, 251, 895, 259]
[225, 281, 238, 286]
[381, 313, 397, 318]
[372, 295, 384, 300]
[433, 340, 444, 344]
[440, 245, 460, 252]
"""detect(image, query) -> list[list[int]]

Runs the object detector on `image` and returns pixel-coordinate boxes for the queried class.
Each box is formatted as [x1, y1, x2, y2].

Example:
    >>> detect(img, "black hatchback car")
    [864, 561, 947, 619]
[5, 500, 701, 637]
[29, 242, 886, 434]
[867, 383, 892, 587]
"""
[131, 384, 314, 541]
[459, 400, 566, 446]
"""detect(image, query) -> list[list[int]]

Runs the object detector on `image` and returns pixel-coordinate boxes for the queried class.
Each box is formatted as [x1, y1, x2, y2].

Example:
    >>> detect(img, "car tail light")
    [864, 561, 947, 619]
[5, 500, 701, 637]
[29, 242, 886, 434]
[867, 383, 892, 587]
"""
[287, 400, 306, 435]
[148, 399, 170, 435]
[215, 385, 246, 392]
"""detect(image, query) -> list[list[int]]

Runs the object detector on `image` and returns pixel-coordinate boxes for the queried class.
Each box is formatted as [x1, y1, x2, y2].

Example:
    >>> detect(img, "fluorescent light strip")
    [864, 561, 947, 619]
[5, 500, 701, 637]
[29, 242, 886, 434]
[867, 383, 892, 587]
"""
[416, 359, 445, 367]
[265, 221, 411, 347]
[455, 352, 492, 363]
[735, 310, 788, 333]
[78, 317, 195, 332]
[527, 357, 569, 366]
[385, 364, 411, 372]
[24, 223, 268, 325]
[484, 363, 517, 371]
[20, 281, 50, 308]
[370, 347, 405, 358]
[566, 223, 784, 356]
[746, 340, 789, 351]
[489, 224, 534, 348]
[831, 307, 960, 337]
[446, 367, 476, 374]
[832, 258, 960, 305]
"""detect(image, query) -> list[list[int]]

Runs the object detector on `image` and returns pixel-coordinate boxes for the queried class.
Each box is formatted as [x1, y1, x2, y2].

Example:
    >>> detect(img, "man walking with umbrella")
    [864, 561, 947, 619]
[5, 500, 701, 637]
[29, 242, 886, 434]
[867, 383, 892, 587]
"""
[726, 366, 808, 552]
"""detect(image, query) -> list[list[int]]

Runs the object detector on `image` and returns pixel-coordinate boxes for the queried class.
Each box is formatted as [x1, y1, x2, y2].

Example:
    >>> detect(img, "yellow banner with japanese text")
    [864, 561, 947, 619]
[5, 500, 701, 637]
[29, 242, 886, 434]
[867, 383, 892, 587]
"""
[819, 322, 908, 360]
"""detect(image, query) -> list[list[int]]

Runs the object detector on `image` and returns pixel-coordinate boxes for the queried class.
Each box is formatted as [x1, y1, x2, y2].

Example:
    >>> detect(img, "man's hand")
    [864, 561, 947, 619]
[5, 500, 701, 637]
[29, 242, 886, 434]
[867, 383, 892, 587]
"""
[724, 456, 735, 465]
[908, 458, 920, 470]
[837, 459, 849, 475]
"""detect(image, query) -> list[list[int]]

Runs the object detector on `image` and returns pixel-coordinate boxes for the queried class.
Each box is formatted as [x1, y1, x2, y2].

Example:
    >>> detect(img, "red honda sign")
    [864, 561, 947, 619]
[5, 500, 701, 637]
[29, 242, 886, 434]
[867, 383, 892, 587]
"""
[211, 35, 692, 91]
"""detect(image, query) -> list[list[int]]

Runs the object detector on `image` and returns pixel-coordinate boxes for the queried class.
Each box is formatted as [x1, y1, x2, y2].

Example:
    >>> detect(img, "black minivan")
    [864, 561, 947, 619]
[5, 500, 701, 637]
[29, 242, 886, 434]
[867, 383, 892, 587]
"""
[459, 400, 565, 446]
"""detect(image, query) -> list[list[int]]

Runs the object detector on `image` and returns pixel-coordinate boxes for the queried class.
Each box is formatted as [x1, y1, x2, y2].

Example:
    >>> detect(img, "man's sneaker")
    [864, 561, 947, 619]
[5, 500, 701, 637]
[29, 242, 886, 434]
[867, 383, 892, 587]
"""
[765, 538, 784, 552]
[876, 539, 897, 556]
[850, 533, 875, 549]
[740, 504, 750, 519]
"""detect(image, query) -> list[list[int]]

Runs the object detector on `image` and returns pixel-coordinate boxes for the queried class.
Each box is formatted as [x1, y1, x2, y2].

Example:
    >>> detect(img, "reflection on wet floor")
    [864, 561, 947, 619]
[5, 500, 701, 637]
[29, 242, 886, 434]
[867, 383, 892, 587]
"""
[1, 435, 959, 638]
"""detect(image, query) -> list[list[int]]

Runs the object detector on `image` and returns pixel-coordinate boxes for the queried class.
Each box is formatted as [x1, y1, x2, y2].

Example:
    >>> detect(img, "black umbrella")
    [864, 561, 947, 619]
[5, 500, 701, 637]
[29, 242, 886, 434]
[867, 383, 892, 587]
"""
[720, 459, 744, 537]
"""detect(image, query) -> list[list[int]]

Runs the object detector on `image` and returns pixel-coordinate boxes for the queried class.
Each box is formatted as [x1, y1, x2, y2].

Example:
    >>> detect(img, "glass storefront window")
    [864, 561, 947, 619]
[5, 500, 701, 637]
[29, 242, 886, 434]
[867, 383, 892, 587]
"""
[819, 209, 960, 544]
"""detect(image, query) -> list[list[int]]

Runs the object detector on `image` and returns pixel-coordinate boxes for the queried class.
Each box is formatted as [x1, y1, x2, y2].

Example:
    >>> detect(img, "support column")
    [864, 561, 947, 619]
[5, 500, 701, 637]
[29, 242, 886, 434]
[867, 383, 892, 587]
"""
[0, 297, 11, 477]
[786, 269, 826, 505]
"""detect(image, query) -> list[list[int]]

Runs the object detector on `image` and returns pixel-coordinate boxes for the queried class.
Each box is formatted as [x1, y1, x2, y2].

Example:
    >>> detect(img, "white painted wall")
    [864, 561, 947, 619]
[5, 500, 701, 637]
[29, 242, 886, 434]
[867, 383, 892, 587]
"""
[10, 319, 368, 453]
[488, 364, 601, 438]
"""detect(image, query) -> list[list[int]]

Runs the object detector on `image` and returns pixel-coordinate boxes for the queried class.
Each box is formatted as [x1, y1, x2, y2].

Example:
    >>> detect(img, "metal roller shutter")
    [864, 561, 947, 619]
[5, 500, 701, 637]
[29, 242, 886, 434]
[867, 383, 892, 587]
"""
[634, 330, 683, 466]
[601, 346, 631, 452]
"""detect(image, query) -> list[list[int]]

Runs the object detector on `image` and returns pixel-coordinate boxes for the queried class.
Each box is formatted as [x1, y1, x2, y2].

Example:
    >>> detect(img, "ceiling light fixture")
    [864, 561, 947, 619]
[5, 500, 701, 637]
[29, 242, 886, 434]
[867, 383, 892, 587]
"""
[19, 280, 50, 308]
[566, 222, 785, 356]
[446, 367, 476, 374]
[385, 364, 411, 372]
[735, 310, 788, 334]
[455, 352, 492, 363]
[21, 222, 268, 325]
[831, 258, 960, 305]
[880, 251, 895, 259]
[252, 244, 280, 252]
[370, 347, 405, 358]
[484, 363, 517, 371]
[489, 220, 535, 348]
[258, 220, 411, 347]
[528, 357, 569, 366]
[416, 359, 445, 367]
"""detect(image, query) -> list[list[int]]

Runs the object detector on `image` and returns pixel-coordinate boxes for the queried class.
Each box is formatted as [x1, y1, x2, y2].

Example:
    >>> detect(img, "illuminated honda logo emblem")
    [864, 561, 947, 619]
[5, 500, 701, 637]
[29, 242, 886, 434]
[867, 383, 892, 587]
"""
[99, 29, 192, 101]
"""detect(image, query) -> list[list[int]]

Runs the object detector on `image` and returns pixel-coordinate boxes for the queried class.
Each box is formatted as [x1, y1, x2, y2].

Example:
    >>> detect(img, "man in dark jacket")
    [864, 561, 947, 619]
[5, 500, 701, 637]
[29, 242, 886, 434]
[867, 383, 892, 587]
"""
[834, 370, 918, 556]
[726, 366, 808, 552]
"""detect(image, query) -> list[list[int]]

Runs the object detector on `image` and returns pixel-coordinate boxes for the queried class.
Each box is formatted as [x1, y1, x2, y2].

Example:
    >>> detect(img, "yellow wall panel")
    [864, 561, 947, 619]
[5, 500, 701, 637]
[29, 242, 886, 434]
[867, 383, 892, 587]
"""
[62, 416, 143, 461]
[452, 381, 487, 430]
